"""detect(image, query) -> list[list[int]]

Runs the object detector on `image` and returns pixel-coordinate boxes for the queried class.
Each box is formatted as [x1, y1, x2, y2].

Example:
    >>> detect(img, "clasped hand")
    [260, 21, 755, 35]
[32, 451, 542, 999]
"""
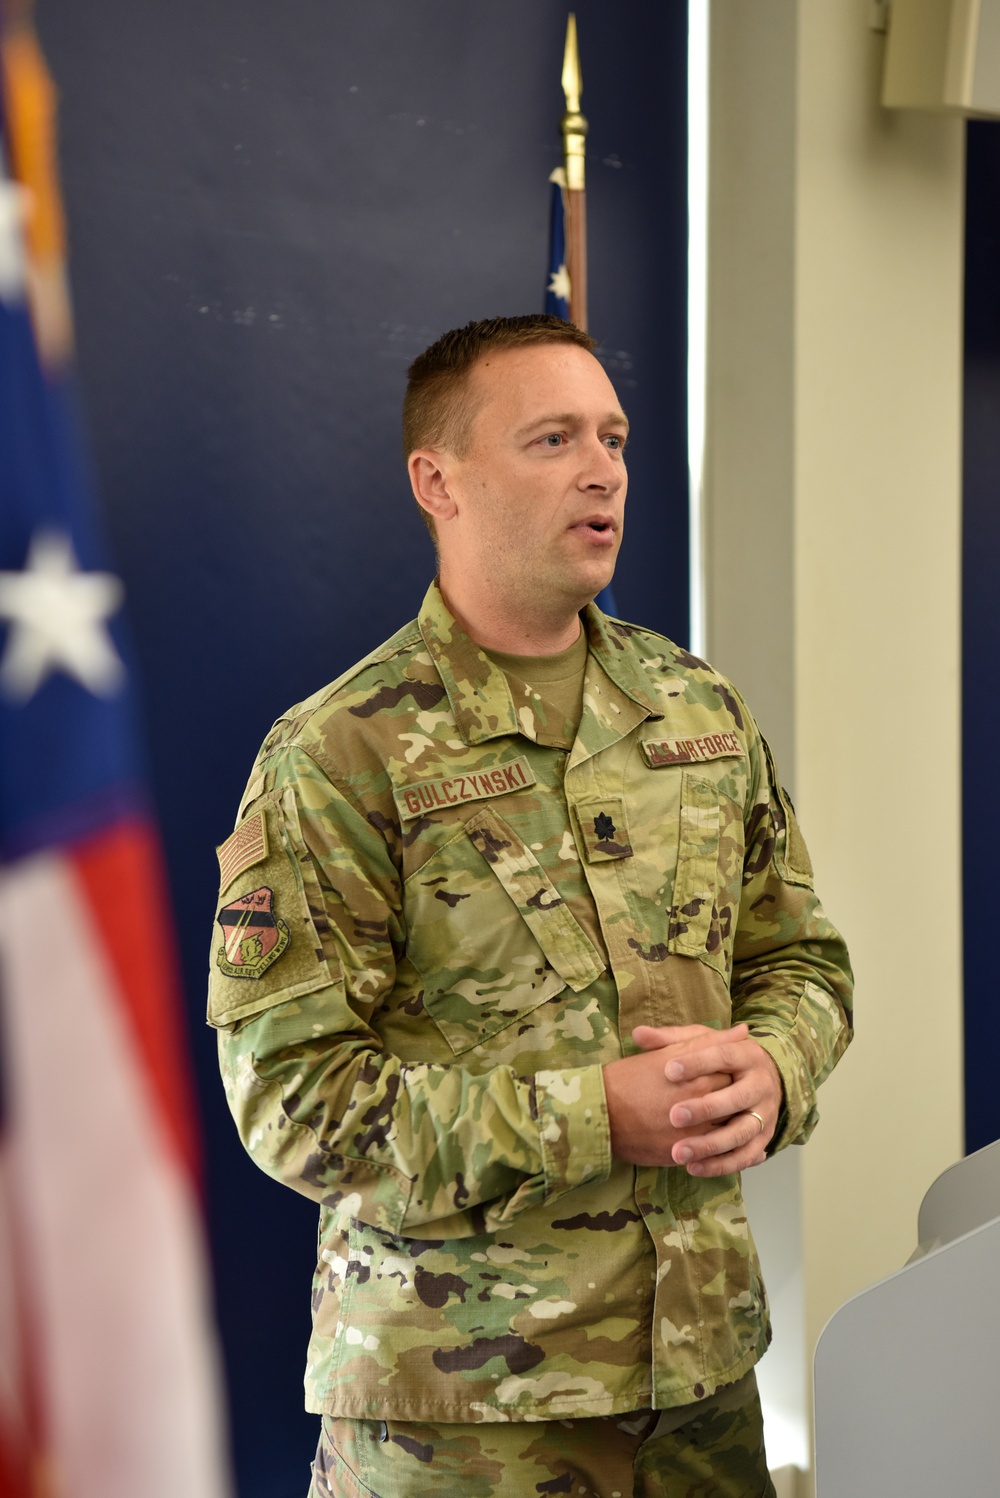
[602, 1022, 782, 1177]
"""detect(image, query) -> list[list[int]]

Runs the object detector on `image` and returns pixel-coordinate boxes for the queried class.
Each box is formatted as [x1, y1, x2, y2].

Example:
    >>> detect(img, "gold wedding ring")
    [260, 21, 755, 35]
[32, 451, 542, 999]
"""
[749, 1111, 765, 1135]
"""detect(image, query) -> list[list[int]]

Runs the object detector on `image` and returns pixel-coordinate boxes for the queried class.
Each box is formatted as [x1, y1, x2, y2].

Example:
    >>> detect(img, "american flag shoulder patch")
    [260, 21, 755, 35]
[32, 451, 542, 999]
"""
[217, 808, 269, 894]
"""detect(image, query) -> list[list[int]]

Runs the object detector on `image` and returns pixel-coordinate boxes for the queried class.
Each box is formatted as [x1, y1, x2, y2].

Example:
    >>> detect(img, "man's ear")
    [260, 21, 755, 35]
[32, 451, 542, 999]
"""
[408, 449, 459, 527]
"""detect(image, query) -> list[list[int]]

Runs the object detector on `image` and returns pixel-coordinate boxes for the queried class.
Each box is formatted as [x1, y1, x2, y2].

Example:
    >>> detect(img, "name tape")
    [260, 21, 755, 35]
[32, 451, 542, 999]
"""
[395, 755, 536, 820]
[642, 732, 742, 768]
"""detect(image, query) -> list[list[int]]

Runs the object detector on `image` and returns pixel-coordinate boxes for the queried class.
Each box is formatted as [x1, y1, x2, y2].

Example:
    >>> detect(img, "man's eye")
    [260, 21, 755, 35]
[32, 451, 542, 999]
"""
[605, 435, 626, 452]
[541, 433, 564, 447]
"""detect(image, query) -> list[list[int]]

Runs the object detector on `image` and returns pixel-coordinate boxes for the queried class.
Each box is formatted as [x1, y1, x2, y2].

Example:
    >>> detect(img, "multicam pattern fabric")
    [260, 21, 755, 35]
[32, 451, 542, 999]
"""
[209, 583, 853, 1423]
[307, 1370, 775, 1497]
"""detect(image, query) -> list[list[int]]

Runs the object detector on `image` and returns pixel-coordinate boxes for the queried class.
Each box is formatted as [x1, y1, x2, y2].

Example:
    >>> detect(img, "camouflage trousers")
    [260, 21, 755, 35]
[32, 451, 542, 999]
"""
[307, 1370, 776, 1498]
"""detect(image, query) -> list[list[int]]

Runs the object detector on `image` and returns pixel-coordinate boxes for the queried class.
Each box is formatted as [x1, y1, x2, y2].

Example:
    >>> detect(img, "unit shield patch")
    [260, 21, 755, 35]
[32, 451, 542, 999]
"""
[216, 885, 290, 979]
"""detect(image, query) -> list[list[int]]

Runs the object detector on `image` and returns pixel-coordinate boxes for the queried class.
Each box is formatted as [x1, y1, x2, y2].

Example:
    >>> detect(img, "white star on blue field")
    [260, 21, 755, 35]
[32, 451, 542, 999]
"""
[0, 530, 125, 702]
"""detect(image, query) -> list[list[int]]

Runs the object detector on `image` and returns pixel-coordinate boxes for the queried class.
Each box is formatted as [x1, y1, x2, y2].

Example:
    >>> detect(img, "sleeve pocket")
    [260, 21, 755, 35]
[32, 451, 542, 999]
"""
[761, 740, 815, 888]
[667, 772, 721, 957]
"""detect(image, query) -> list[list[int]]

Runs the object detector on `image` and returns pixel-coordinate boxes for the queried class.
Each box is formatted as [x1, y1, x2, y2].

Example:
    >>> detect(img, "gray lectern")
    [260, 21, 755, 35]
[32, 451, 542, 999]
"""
[814, 1137, 1000, 1494]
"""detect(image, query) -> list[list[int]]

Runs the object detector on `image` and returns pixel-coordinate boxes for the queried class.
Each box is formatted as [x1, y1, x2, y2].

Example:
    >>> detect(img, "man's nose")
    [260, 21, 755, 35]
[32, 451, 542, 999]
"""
[581, 438, 626, 492]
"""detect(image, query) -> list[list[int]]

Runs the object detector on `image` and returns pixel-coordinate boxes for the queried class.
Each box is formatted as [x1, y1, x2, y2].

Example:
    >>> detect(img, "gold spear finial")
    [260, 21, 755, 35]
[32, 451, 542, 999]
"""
[561, 13, 582, 114]
[560, 13, 587, 193]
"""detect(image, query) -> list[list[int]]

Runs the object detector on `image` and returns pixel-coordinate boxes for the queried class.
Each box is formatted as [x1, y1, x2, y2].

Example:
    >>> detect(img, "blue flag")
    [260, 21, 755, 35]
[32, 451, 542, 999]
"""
[545, 168, 571, 320]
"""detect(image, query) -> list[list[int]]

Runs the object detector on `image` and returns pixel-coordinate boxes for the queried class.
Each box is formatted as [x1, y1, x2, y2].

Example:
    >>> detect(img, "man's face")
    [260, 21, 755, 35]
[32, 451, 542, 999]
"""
[441, 342, 628, 615]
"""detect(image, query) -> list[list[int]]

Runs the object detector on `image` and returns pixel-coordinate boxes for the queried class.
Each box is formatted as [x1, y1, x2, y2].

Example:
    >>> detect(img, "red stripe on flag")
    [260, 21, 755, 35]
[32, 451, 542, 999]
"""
[70, 821, 201, 1184]
[0, 1150, 47, 1498]
[0, 1431, 30, 1498]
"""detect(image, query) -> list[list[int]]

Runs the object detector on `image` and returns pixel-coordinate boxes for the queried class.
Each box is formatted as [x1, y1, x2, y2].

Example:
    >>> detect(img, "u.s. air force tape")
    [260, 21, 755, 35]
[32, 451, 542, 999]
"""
[394, 755, 536, 821]
[641, 732, 742, 768]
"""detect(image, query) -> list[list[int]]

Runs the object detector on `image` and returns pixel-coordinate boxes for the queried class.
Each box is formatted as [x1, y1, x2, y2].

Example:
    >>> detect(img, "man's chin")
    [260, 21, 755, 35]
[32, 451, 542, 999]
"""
[582, 564, 618, 603]
[514, 558, 618, 617]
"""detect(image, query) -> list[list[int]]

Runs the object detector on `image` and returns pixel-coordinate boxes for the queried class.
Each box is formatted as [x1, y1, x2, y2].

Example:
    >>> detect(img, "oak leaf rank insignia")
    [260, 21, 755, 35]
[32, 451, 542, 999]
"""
[572, 795, 633, 861]
[216, 885, 290, 979]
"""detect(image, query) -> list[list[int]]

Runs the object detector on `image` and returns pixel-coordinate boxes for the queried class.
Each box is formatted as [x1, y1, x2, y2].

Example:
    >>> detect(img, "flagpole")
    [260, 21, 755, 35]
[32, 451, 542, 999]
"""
[560, 13, 588, 331]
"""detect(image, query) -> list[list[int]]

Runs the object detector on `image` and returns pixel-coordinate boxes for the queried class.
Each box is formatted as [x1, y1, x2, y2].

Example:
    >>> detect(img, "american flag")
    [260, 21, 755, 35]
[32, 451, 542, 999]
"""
[0, 24, 229, 1498]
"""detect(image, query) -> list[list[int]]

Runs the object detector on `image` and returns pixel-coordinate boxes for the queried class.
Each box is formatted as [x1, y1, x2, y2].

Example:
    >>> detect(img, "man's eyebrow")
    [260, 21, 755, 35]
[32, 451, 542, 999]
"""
[514, 411, 631, 438]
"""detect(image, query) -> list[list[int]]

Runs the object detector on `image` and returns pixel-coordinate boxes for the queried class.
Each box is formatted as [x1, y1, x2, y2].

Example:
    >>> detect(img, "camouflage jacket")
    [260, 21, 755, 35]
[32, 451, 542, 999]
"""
[208, 583, 853, 1423]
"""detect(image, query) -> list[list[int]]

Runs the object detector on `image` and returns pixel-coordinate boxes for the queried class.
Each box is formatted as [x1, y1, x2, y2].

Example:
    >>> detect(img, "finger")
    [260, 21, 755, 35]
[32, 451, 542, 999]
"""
[632, 1024, 706, 1052]
[664, 1035, 755, 1082]
[683, 1071, 735, 1102]
[687, 1142, 769, 1176]
[632, 1022, 747, 1053]
[669, 1079, 759, 1128]
[671, 1110, 771, 1168]
[632, 1024, 719, 1052]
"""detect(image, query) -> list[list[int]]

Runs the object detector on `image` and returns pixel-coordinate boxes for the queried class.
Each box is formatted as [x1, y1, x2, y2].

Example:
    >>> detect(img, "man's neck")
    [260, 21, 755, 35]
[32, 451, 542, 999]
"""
[439, 580, 584, 656]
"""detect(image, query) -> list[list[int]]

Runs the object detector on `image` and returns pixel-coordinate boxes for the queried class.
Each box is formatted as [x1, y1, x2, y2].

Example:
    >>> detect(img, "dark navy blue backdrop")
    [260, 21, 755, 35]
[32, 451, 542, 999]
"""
[963, 121, 1000, 1157]
[36, 4, 689, 1494]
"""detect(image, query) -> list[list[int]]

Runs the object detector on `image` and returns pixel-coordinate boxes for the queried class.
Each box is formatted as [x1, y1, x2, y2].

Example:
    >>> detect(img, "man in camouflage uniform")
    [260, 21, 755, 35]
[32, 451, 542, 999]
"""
[209, 316, 853, 1497]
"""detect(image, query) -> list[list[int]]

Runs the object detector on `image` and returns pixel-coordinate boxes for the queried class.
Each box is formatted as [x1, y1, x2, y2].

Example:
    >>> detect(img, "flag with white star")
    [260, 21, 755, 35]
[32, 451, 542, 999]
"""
[544, 167, 571, 320]
[0, 28, 230, 1498]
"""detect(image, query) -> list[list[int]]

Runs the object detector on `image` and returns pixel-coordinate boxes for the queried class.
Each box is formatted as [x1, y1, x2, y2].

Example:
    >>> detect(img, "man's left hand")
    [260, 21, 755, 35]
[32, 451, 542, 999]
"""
[633, 1023, 783, 1177]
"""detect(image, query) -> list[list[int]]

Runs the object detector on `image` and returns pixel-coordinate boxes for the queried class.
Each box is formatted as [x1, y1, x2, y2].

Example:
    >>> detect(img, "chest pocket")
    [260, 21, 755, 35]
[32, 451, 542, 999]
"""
[404, 807, 605, 1056]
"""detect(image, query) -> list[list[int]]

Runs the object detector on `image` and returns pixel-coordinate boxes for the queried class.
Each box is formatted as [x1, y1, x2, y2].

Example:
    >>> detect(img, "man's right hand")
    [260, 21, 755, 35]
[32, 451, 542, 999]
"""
[602, 1024, 744, 1167]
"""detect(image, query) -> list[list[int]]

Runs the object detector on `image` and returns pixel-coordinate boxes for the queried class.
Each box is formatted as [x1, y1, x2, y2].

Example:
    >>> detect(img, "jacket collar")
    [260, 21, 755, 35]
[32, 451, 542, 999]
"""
[417, 582, 659, 747]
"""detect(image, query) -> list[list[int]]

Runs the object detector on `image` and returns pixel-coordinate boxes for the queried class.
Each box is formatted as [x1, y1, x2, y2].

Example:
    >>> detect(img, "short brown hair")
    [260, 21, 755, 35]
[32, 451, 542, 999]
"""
[403, 314, 597, 461]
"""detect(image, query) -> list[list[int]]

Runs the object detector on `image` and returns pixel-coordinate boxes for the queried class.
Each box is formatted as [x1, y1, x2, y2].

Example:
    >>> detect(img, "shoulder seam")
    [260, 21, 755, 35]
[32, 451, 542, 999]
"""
[269, 741, 397, 845]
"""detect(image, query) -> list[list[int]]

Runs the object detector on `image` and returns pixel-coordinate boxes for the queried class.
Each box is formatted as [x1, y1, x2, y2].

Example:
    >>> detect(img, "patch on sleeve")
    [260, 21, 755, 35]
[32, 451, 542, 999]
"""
[642, 732, 742, 768]
[207, 794, 335, 1028]
[215, 885, 290, 979]
[217, 808, 268, 895]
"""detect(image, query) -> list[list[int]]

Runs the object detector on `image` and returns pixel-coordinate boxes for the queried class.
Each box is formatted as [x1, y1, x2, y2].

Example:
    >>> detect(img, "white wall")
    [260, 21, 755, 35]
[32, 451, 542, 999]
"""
[704, 2, 965, 1488]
